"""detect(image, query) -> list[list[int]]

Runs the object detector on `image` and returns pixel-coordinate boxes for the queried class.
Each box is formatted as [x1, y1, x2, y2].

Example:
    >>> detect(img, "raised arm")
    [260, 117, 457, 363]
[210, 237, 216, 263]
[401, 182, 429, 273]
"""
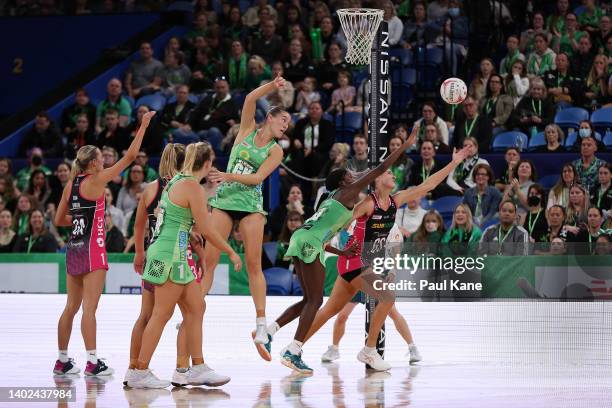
[236, 76, 286, 144]
[133, 182, 155, 274]
[208, 145, 283, 186]
[394, 147, 470, 206]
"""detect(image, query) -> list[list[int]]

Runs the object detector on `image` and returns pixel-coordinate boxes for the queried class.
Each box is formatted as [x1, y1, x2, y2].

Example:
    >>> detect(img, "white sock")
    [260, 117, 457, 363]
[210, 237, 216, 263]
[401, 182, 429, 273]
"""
[408, 343, 416, 349]
[86, 350, 97, 364]
[287, 340, 303, 355]
[330, 345, 339, 351]
[364, 346, 377, 354]
[58, 350, 69, 363]
[267, 322, 280, 335]
[256, 317, 267, 326]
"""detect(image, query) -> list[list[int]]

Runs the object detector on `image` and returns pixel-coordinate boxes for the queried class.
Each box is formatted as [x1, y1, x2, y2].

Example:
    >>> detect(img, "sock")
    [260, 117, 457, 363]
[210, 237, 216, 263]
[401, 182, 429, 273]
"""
[176, 367, 188, 373]
[86, 350, 97, 364]
[364, 346, 376, 354]
[288, 340, 303, 355]
[267, 322, 280, 335]
[408, 343, 416, 349]
[330, 345, 339, 351]
[256, 317, 267, 326]
[58, 350, 69, 363]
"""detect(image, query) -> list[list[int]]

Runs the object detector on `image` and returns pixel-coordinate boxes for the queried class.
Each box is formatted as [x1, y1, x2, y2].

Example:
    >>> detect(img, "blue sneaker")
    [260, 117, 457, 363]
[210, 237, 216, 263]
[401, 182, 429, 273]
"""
[281, 350, 313, 375]
[251, 331, 272, 361]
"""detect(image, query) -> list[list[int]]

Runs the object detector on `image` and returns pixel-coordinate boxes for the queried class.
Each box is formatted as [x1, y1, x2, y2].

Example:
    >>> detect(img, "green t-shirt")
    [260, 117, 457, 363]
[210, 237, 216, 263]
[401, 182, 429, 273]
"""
[15, 166, 52, 192]
[96, 97, 132, 120]
[555, 30, 586, 57]
[578, 7, 603, 28]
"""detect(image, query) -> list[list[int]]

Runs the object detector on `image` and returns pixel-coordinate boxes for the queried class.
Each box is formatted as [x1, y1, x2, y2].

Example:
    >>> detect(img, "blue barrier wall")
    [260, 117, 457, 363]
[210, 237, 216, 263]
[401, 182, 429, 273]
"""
[0, 13, 161, 117]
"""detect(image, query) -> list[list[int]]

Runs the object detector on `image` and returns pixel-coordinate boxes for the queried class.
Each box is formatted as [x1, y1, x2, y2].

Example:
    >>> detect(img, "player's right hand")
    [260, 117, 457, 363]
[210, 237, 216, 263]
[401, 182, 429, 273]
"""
[134, 251, 145, 275]
[230, 252, 243, 272]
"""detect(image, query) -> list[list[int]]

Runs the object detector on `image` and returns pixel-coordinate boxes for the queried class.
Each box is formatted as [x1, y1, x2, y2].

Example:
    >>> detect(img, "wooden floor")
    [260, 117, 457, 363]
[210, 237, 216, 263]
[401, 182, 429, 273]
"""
[1, 295, 611, 407]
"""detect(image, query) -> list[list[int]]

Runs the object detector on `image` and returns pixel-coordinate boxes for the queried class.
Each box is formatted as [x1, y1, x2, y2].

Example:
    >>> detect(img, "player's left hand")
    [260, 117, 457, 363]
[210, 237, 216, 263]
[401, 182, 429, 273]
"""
[190, 231, 204, 248]
[208, 168, 229, 184]
[229, 252, 243, 272]
[341, 241, 360, 257]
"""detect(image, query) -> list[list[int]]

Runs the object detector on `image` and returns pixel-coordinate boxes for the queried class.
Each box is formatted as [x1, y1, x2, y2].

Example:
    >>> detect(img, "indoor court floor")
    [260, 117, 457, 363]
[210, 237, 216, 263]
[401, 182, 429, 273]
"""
[1, 295, 611, 407]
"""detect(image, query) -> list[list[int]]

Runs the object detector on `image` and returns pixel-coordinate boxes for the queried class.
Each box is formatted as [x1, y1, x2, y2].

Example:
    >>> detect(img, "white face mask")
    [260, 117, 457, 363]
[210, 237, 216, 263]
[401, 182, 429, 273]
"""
[279, 139, 290, 150]
[425, 221, 438, 233]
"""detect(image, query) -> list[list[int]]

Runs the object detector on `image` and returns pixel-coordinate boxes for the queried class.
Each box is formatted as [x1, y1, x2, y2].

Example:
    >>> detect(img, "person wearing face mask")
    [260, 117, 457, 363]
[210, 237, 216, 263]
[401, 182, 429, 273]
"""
[590, 163, 612, 213]
[463, 164, 502, 226]
[519, 184, 549, 243]
[480, 200, 529, 256]
[16, 148, 53, 192]
[572, 134, 607, 191]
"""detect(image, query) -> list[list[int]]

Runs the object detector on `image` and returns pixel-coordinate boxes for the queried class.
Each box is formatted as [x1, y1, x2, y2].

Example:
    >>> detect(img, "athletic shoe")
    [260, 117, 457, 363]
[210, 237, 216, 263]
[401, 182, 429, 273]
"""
[251, 330, 272, 361]
[281, 350, 313, 375]
[171, 368, 190, 387]
[84, 359, 114, 376]
[188, 364, 231, 387]
[127, 369, 171, 389]
[408, 345, 422, 363]
[53, 359, 80, 375]
[357, 348, 391, 372]
[123, 368, 136, 386]
[254, 324, 269, 344]
[321, 345, 340, 362]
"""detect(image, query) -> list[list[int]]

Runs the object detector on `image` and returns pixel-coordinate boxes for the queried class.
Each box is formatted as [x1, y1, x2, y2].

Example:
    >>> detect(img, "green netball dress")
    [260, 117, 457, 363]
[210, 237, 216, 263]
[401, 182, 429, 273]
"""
[285, 192, 353, 264]
[209, 130, 276, 214]
[142, 173, 195, 285]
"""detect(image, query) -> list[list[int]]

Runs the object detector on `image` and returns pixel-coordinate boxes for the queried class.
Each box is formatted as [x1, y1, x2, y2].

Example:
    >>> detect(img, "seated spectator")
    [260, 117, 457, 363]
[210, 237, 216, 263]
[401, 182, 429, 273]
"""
[65, 113, 95, 159]
[95, 109, 128, 153]
[318, 142, 350, 178]
[546, 0, 569, 37]
[502, 159, 537, 212]
[551, 13, 585, 58]
[104, 187, 125, 233]
[105, 212, 125, 253]
[505, 60, 530, 106]
[245, 55, 272, 92]
[19, 111, 63, 157]
[125, 105, 163, 155]
[249, 19, 283, 64]
[423, 123, 451, 154]
[564, 206, 606, 254]
[184, 12, 210, 45]
[572, 135, 607, 191]
[453, 96, 492, 151]
[13, 209, 58, 253]
[463, 163, 501, 226]
[282, 38, 314, 86]
[160, 85, 196, 141]
[542, 53, 583, 106]
[346, 133, 369, 173]
[122, 191, 143, 251]
[495, 147, 520, 192]
[163, 36, 182, 59]
[286, 24, 313, 62]
[403, 209, 445, 255]
[326, 70, 357, 114]
[159, 50, 191, 97]
[124, 151, 158, 183]
[0, 209, 16, 252]
[0, 175, 18, 214]
[578, 0, 604, 36]
[101, 146, 122, 200]
[535, 124, 565, 153]
[508, 78, 555, 135]
[401, 1, 428, 50]
[548, 236, 568, 255]
[223, 6, 249, 46]
[243, 0, 278, 28]
[594, 234, 611, 255]
[570, 34, 596, 80]
[590, 163, 612, 212]
[499, 35, 526, 77]
[226, 40, 249, 90]
[440, 203, 482, 257]
[294, 76, 321, 117]
[541, 205, 568, 246]
[388, 135, 413, 193]
[317, 42, 350, 95]
[415, 102, 449, 145]
[96, 78, 132, 131]
[520, 12, 550, 55]
[566, 184, 590, 227]
[584, 53, 609, 109]
[395, 192, 427, 238]
[382, 0, 403, 47]
[189, 48, 216, 94]
[410, 140, 460, 199]
[275, 210, 304, 269]
[547, 163, 578, 208]
[25, 169, 51, 208]
[262, 62, 295, 111]
[15, 148, 52, 192]
[594, 15, 611, 53]
[117, 164, 145, 215]
[268, 184, 313, 241]
[469, 58, 496, 102]
[292, 101, 334, 177]
[180, 77, 239, 151]
[280, 5, 307, 41]
[447, 137, 489, 194]
[480, 200, 529, 255]
[479, 74, 514, 132]
[0, 157, 12, 179]
[60, 88, 96, 135]
[429, 14, 469, 76]
[319, 16, 341, 58]
[519, 184, 549, 243]
[526, 34, 556, 77]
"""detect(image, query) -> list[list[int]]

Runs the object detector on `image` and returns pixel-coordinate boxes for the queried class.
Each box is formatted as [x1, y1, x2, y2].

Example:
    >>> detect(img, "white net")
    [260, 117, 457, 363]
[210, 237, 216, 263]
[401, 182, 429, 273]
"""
[337, 8, 384, 65]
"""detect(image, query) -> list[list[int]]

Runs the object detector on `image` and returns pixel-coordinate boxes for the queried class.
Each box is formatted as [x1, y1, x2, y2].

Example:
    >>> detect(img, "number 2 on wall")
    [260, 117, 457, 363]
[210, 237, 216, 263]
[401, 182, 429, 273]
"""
[13, 58, 23, 74]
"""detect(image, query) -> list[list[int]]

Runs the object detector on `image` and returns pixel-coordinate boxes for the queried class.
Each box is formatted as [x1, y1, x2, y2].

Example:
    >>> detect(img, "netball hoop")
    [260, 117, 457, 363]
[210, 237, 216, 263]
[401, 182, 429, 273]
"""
[337, 8, 384, 65]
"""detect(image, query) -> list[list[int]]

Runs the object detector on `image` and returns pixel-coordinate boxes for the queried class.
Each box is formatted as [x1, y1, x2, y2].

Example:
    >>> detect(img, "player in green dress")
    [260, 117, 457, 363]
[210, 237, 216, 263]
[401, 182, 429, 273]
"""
[203, 76, 291, 350]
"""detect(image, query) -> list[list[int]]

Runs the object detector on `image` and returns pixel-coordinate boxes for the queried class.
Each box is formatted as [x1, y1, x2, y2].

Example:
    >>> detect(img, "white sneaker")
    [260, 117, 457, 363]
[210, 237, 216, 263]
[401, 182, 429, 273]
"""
[127, 369, 171, 389]
[123, 368, 136, 386]
[171, 368, 190, 387]
[408, 345, 422, 363]
[357, 348, 391, 372]
[321, 345, 340, 362]
[188, 364, 231, 387]
[254, 324, 269, 344]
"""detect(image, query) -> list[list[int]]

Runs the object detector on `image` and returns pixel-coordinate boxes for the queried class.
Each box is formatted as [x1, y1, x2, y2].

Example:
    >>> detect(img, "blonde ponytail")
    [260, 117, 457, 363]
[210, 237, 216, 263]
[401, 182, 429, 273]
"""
[71, 145, 99, 179]
[182, 142, 213, 175]
[158, 143, 177, 179]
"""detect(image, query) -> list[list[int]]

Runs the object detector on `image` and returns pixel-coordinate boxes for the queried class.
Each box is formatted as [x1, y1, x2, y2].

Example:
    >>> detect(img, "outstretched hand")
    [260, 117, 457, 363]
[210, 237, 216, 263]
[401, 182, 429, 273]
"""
[451, 146, 470, 164]
[208, 168, 228, 184]
[405, 123, 420, 148]
[340, 241, 360, 258]
[273, 75, 286, 90]
[141, 111, 156, 126]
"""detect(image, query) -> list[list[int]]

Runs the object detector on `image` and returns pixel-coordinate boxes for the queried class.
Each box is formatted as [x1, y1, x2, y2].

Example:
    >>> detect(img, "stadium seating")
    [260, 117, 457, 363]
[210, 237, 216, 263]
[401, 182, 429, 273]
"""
[391, 67, 417, 87]
[291, 275, 303, 296]
[604, 131, 612, 150]
[538, 174, 559, 189]
[335, 111, 363, 143]
[491, 131, 528, 152]
[263, 267, 293, 295]
[590, 107, 612, 133]
[528, 131, 546, 151]
[136, 93, 166, 111]
[166, 93, 200, 104]
[263, 242, 277, 265]
[389, 48, 413, 66]
[431, 196, 462, 218]
[554, 107, 589, 134]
